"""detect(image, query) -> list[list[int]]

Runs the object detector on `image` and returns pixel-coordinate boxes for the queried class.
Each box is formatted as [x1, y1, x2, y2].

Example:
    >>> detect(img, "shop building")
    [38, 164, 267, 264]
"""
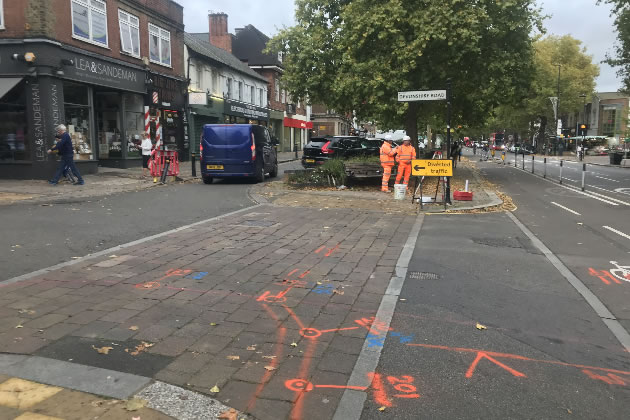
[311, 104, 352, 137]
[184, 32, 270, 155]
[204, 14, 311, 153]
[0, 0, 186, 179]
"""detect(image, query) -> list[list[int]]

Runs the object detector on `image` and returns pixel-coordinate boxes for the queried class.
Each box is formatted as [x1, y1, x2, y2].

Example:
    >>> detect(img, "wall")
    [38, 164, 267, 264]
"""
[1, 0, 184, 78]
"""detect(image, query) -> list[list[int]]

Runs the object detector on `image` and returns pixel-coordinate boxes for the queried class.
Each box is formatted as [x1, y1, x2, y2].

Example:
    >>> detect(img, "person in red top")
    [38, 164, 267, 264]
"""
[380, 135, 397, 192]
[395, 135, 416, 188]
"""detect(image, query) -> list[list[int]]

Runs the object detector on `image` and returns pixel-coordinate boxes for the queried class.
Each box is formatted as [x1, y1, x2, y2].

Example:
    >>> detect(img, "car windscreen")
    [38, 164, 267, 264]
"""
[204, 125, 251, 146]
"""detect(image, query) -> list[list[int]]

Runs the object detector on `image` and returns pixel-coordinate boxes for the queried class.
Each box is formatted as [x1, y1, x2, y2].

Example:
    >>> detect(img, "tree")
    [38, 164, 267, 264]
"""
[490, 35, 599, 149]
[599, 0, 630, 92]
[268, 0, 543, 150]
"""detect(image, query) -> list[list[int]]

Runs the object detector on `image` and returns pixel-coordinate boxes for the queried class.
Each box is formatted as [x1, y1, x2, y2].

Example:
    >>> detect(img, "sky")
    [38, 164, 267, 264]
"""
[179, 0, 622, 92]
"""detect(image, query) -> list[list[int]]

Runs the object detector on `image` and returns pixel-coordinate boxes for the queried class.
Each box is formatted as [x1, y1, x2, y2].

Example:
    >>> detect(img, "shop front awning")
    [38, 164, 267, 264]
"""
[0, 78, 23, 100]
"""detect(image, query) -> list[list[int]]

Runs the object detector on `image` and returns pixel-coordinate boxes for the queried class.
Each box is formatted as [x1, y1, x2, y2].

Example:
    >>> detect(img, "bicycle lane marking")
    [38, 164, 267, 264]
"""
[507, 212, 630, 352]
[603, 225, 630, 241]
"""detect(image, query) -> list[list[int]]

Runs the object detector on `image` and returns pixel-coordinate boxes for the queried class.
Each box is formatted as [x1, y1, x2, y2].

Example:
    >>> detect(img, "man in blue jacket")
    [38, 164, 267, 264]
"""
[48, 124, 84, 185]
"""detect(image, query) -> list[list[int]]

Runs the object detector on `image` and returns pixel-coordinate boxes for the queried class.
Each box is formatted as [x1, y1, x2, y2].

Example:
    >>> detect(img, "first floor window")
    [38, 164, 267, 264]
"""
[274, 80, 280, 102]
[118, 9, 140, 57]
[0, 0, 5, 29]
[149, 23, 171, 67]
[258, 89, 264, 107]
[72, 0, 108, 46]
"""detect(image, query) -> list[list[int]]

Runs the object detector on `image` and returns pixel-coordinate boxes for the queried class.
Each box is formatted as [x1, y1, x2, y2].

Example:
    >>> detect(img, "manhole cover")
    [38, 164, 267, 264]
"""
[408, 271, 440, 280]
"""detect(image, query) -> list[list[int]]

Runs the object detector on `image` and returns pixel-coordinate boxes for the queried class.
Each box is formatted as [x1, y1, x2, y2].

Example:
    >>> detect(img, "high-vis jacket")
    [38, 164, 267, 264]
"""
[396, 144, 416, 164]
[380, 142, 396, 166]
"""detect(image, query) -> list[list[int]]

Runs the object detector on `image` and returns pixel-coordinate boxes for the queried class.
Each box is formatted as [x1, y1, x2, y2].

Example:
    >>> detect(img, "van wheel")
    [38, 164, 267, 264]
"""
[269, 160, 279, 178]
[255, 161, 265, 183]
[202, 176, 213, 184]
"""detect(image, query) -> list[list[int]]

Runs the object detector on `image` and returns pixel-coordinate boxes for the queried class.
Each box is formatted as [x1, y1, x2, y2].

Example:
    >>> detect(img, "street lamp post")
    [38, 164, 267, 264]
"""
[578, 93, 587, 160]
[555, 64, 562, 156]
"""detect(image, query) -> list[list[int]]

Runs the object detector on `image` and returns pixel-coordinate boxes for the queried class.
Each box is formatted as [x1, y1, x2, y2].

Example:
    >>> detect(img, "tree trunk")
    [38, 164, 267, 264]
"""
[427, 124, 433, 150]
[405, 102, 419, 152]
[538, 116, 547, 153]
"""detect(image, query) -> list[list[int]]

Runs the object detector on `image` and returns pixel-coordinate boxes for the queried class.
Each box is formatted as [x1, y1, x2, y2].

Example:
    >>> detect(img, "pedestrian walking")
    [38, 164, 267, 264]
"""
[458, 141, 462, 162]
[473, 143, 477, 155]
[380, 135, 397, 192]
[48, 124, 84, 185]
[450, 141, 459, 168]
[141, 132, 153, 177]
[395, 135, 416, 189]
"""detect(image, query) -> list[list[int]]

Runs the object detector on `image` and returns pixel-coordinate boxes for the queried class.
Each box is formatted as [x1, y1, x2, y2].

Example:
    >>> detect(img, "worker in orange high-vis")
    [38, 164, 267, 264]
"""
[380, 135, 397, 192]
[395, 135, 416, 189]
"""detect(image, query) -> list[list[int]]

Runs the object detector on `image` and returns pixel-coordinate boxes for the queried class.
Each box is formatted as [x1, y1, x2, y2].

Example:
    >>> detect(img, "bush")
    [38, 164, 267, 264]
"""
[287, 159, 347, 186]
[346, 155, 381, 164]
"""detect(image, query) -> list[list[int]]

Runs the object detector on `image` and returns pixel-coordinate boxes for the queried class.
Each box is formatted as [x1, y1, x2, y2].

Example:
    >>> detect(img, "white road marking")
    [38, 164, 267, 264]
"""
[576, 188, 630, 205]
[594, 175, 620, 183]
[551, 202, 581, 215]
[603, 225, 630, 240]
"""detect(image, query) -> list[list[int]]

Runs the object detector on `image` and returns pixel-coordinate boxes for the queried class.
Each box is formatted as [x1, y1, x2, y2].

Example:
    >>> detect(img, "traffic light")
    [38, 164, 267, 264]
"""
[578, 124, 588, 136]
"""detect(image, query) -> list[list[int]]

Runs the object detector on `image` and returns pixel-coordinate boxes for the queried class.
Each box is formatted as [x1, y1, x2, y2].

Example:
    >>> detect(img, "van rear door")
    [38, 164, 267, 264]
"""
[202, 125, 255, 175]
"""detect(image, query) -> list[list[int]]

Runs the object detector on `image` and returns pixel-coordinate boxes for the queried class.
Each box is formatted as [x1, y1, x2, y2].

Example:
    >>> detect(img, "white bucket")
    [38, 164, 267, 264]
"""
[394, 184, 407, 200]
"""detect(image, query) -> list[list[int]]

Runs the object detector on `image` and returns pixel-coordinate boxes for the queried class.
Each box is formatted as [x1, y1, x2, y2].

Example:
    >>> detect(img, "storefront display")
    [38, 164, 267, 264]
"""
[96, 92, 122, 159]
[124, 93, 144, 158]
[63, 82, 94, 161]
[0, 79, 29, 161]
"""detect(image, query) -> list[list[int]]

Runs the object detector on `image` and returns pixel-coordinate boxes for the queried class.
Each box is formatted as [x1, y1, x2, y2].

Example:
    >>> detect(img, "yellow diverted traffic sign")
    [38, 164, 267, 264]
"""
[411, 159, 453, 176]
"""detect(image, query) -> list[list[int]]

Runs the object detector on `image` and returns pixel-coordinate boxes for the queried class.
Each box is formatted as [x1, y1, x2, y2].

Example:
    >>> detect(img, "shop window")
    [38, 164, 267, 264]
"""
[118, 9, 140, 57]
[149, 23, 171, 67]
[95, 92, 121, 159]
[71, 0, 108, 47]
[0, 80, 28, 161]
[63, 82, 94, 161]
[123, 93, 144, 158]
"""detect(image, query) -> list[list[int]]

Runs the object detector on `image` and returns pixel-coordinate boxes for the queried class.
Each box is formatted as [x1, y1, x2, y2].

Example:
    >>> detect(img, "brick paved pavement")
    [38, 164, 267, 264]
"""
[0, 204, 415, 420]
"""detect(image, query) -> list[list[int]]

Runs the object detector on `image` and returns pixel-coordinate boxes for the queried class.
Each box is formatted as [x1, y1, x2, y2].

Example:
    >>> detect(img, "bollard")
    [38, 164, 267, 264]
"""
[191, 152, 197, 178]
[559, 160, 563, 184]
[532, 155, 535, 174]
[544, 157, 547, 178]
[582, 163, 586, 191]
[160, 158, 170, 184]
[522, 151, 525, 170]
[515, 151, 517, 167]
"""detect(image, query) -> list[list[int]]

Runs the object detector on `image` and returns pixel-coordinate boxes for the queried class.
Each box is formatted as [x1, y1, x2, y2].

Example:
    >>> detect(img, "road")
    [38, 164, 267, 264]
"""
[368, 152, 630, 419]
[0, 161, 301, 281]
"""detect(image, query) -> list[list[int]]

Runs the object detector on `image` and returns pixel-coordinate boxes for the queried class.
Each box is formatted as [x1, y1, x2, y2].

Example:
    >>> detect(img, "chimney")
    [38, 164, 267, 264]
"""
[208, 13, 232, 53]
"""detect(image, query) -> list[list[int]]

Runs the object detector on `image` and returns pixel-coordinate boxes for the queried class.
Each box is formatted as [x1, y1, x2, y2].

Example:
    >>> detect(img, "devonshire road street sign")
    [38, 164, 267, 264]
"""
[412, 159, 453, 176]
[398, 90, 447, 102]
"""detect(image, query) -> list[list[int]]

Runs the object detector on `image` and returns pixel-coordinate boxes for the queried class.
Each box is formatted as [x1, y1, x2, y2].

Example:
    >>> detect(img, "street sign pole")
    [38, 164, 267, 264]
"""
[446, 79, 452, 205]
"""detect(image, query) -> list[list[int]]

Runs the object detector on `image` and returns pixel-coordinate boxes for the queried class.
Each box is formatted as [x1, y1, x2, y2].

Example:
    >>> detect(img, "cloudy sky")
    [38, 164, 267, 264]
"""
[180, 0, 622, 92]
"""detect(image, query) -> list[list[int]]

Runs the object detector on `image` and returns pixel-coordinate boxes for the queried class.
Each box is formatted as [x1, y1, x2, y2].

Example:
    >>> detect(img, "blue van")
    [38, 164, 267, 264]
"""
[200, 124, 279, 184]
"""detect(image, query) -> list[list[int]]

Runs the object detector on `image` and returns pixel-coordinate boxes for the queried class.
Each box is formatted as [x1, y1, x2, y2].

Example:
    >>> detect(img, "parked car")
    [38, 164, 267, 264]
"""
[200, 124, 278, 184]
[302, 136, 380, 168]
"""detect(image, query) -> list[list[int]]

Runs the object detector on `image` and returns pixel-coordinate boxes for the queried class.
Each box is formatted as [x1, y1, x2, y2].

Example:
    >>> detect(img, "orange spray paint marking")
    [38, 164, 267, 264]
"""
[367, 372, 392, 407]
[325, 244, 340, 257]
[314, 246, 326, 254]
[588, 268, 622, 285]
[135, 281, 161, 290]
[284, 379, 368, 392]
[299, 326, 360, 339]
[386, 375, 420, 398]
[408, 343, 630, 377]
[282, 304, 306, 330]
[582, 369, 628, 386]
[355, 317, 392, 334]
[465, 351, 526, 378]
[290, 334, 318, 420]
[256, 290, 289, 303]
[247, 326, 287, 411]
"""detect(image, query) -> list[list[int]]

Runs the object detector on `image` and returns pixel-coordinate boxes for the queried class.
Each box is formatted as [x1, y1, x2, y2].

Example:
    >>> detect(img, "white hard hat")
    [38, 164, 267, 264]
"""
[403, 135, 411, 141]
[385, 135, 392, 141]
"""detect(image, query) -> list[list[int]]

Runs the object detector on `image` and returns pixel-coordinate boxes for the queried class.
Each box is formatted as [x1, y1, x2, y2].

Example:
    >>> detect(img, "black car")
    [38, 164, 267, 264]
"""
[301, 136, 380, 168]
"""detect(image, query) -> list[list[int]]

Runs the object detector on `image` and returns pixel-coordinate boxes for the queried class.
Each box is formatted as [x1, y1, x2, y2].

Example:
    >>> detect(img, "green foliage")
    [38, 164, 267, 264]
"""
[599, 0, 630, 92]
[345, 155, 381, 164]
[268, 0, 544, 129]
[287, 159, 347, 186]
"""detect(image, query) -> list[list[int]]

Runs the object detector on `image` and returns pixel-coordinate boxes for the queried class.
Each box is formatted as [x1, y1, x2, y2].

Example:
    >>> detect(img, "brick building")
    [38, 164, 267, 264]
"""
[310, 104, 352, 137]
[0, 0, 187, 178]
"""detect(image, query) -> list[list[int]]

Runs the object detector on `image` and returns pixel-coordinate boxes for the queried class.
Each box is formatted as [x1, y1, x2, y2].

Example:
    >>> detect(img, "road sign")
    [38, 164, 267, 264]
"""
[412, 159, 453, 176]
[398, 90, 447, 102]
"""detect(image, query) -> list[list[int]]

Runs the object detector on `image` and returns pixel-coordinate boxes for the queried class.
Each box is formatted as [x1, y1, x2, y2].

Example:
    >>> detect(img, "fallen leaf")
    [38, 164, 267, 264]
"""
[15, 325, 23, 329]
[132, 417, 141, 420]
[125, 341, 154, 356]
[290, 342, 298, 347]
[264, 365, 276, 371]
[399, 298, 407, 301]
[262, 355, 276, 359]
[226, 355, 240, 361]
[476, 323, 487, 330]
[246, 345, 257, 351]
[333, 289, 344, 295]
[18, 309, 36, 315]
[109, 255, 118, 258]
[128, 326, 139, 331]
[378, 406, 387, 411]
[567, 409, 572, 414]
[218, 408, 239, 420]
[210, 322, 218, 326]
[124, 398, 147, 411]
[71, 257, 81, 259]
[92, 345, 114, 355]
[210, 385, 220, 393]
[316, 281, 323, 285]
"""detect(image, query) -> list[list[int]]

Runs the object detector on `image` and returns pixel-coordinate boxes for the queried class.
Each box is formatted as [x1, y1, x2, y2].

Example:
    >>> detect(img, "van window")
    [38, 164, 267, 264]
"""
[252, 125, 267, 146]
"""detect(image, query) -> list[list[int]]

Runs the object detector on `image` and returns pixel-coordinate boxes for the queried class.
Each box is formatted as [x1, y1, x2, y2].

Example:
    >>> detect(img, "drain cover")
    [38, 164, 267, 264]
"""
[408, 271, 440, 280]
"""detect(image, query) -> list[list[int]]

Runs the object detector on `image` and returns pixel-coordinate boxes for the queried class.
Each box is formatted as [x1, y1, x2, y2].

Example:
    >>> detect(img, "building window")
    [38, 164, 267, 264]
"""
[0, 0, 4, 29]
[196, 65, 203, 90]
[212, 73, 218, 94]
[63, 82, 95, 161]
[0, 79, 29, 161]
[226, 78, 233, 98]
[72, 0, 108, 47]
[238, 81, 243, 101]
[250, 86, 255, 104]
[149, 23, 171, 67]
[275, 80, 280, 102]
[258, 89, 264, 107]
[281, 89, 286, 104]
[278, 52, 283, 63]
[118, 9, 140, 57]
[601, 106, 621, 137]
